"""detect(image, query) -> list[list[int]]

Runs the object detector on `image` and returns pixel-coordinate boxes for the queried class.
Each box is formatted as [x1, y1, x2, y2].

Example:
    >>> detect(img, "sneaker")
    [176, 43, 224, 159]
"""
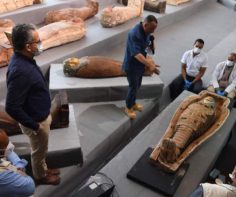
[125, 108, 136, 119]
[46, 168, 60, 176]
[36, 174, 61, 185]
[132, 104, 143, 112]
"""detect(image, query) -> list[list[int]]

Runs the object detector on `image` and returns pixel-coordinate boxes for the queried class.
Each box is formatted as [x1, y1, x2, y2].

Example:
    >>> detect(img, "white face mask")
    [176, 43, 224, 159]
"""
[0, 141, 15, 158]
[226, 60, 235, 67]
[34, 43, 43, 56]
[193, 47, 201, 54]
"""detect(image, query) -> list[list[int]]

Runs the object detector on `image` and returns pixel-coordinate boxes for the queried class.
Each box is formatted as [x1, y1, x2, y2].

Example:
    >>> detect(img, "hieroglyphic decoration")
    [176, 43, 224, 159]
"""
[0, 0, 43, 14]
[0, 19, 14, 68]
[100, 0, 144, 28]
[119, 0, 166, 14]
[63, 56, 157, 78]
[167, 0, 191, 6]
[150, 91, 230, 172]
[45, 0, 99, 24]
[38, 19, 86, 50]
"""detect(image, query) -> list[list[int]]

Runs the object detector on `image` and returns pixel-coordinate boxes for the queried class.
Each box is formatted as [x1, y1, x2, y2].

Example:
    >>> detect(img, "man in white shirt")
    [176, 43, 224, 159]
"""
[207, 53, 236, 99]
[169, 39, 208, 100]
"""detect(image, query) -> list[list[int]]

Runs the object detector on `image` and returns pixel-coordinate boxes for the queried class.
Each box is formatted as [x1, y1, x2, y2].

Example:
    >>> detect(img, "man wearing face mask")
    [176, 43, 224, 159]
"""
[122, 15, 160, 119]
[0, 129, 35, 196]
[169, 39, 208, 100]
[207, 53, 236, 99]
[5, 24, 60, 185]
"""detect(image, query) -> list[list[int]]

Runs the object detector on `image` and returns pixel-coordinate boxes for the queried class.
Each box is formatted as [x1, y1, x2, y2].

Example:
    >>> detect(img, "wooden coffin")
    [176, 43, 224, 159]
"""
[119, 0, 166, 14]
[63, 56, 157, 78]
[0, 0, 34, 14]
[50, 90, 69, 130]
[0, 19, 14, 68]
[150, 91, 230, 172]
[100, 0, 144, 28]
[45, 0, 99, 24]
[0, 91, 69, 136]
[167, 0, 191, 6]
[38, 19, 86, 50]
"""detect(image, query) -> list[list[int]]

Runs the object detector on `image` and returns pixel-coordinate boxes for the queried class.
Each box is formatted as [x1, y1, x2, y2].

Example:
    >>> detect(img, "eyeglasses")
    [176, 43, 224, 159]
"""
[27, 40, 41, 45]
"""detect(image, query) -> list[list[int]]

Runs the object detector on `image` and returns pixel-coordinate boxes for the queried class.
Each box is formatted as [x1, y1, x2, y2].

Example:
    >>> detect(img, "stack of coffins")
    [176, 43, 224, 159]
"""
[119, 0, 166, 14]
[0, 91, 69, 136]
[0, 0, 42, 14]
[100, 0, 145, 28]
[45, 0, 99, 24]
[167, 0, 191, 6]
[0, 19, 14, 68]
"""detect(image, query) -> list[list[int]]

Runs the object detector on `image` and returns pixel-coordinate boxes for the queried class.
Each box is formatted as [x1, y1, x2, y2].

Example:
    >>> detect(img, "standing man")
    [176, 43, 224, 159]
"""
[122, 15, 159, 119]
[169, 39, 208, 100]
[207, 52, 236, 99]
[5, 24, 60, 185]
[0, 129, 35, 197]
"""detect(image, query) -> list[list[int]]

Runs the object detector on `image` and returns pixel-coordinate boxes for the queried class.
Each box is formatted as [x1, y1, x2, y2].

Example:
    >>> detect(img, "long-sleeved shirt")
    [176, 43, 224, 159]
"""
[6, 52, 51, 131]
[0, 151, 35, 197]
[122, 22, 151, 75]
[210, 61, 236, 93]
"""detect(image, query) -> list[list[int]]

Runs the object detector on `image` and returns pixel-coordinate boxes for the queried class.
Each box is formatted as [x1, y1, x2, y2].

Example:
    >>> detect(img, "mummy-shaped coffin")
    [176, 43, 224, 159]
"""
[167, 0, 191, 6]
[38, 19, 86, 50]
[100, 0, 144, 28]
[44, 0, 99, 24]
[119, 0, 166, 13]
[0, 0, 42, 14]
[63, 56, 157, 78]
[0, 19, 14, 68]
[150, 91, 230, 172]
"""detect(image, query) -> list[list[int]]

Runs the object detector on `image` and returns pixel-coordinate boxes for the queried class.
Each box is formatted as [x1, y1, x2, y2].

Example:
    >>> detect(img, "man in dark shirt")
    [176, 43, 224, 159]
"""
[5, 24, 60, 185]
[122, 15, 159, 119]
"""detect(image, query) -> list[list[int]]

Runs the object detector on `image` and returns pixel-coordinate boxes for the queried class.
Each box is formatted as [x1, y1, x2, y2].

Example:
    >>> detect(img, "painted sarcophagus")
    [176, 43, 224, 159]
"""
[38, 19, 86, 50]
[0, 19, 14, 68]
[119, 0, 166, 14]
[0, 91, 69, 136]
[0, 0, 35, 14]
[150, 91, 230, 172]
[45, 0, 99, 24]
[167, 0, 191, 6]
[63, 56, 158, 78]
[100, 0, 144, 28]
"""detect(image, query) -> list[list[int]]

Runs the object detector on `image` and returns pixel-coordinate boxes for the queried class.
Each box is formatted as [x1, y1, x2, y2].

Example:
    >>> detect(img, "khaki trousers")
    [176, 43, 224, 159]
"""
[207, 85, 236, 99]
[19, 115, 51, 179]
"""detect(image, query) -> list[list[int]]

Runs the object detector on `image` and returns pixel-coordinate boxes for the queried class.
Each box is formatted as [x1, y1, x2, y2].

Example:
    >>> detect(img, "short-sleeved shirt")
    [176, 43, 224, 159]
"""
[181, 49, 208, 77]
[122, 22, 151, 75]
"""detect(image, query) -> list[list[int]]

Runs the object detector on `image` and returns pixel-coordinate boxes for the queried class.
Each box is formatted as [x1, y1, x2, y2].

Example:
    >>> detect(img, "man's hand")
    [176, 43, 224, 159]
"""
[154, 64, 160, 75]
[184, 80, 192, 90]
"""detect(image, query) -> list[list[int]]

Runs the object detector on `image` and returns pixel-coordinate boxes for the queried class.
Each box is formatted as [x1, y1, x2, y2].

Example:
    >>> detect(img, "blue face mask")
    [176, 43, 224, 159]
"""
[0, 141, 15, 158]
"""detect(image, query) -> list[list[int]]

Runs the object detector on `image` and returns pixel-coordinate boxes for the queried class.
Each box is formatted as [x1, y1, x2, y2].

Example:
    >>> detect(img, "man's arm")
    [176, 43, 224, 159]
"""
[181, 63, 187, 80]
[6, 72, 39, 131]
[7, 151, 28, 169]
[192, 67, 207, 84]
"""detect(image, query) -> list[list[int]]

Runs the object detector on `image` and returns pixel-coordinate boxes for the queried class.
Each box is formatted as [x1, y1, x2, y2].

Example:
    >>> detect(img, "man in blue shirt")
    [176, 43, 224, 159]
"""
[0, 129, 35, 197]
[5, 24, 60, 185]
[122, 15, 159, 119]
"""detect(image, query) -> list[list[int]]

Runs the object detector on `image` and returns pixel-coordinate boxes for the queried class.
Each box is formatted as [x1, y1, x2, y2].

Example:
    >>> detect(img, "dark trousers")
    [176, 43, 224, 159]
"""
[126, 71, 143, 109]
[169, 74, 203, 100]
[188, 185, 203, 197]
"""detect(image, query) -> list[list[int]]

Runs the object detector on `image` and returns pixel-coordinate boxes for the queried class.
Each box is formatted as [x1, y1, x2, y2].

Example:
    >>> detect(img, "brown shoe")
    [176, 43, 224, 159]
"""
[125, 108, 136, 119]
[132, 103, 143, 112]
[36, 174, 61, 185]
[46, 168, 60, 175]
